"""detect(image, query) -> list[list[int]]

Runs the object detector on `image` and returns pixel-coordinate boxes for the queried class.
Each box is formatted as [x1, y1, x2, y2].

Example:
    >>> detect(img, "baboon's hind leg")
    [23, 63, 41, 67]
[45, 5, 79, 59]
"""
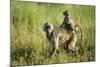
[68, 33, 78, 52]
[63, 41, 69, 53]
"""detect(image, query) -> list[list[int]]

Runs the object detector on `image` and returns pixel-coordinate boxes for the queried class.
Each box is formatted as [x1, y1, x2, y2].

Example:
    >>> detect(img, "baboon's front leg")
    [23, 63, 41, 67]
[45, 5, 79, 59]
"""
[63, 41, 69, 53]
[51, 46, 58, 57]
[51, 37, 59, 57]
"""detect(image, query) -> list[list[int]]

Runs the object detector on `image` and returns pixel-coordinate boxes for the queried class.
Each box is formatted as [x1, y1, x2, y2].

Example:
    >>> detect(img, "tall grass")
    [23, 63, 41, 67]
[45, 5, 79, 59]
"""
[11, 1, 95, 66]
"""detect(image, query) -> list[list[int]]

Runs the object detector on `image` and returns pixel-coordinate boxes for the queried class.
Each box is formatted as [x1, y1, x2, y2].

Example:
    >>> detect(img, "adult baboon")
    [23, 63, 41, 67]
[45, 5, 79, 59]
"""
[43, 22, 78, 57]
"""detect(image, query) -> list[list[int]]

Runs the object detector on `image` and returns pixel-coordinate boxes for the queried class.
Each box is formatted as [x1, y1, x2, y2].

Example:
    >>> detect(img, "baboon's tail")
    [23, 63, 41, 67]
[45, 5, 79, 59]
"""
[74, 24, 83, 46]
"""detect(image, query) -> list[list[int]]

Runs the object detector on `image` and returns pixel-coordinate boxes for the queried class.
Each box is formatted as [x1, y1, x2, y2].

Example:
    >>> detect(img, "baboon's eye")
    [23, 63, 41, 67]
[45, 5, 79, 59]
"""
[46, 26, 50, 29]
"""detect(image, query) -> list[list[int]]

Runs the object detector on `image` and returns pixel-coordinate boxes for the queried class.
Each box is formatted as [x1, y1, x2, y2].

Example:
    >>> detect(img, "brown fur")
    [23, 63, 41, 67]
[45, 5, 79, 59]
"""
[43, 22, 77, 57]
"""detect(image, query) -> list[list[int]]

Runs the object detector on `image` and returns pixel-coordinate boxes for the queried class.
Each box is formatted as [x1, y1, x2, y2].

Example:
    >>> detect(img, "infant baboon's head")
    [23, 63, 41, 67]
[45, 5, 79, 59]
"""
[63, 10, 69, 16]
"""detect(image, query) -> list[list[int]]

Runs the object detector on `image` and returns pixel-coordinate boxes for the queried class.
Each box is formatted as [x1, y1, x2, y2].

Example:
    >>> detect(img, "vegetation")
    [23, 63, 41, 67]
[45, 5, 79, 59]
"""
[11, 1, 95, 66]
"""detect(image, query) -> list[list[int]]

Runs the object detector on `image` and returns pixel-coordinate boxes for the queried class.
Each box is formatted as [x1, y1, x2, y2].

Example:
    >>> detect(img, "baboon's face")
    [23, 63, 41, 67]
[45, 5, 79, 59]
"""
[43, 22, 54, 35]
[63, 11, 69, 16]
[43, 23, 50, 32]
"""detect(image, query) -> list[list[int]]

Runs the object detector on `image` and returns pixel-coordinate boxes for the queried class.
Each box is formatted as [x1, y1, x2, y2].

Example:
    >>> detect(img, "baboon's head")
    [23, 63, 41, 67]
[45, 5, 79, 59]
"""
[43, 22, 54, 36]
[63, 10, 69, 16]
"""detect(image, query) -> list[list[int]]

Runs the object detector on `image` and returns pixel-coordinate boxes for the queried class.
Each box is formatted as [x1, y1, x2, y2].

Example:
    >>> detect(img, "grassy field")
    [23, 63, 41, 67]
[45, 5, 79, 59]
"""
[11, 1, 95, 66]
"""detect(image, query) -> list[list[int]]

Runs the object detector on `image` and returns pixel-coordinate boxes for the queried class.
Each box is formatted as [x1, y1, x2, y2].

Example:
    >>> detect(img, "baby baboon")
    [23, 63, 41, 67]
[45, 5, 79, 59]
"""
[60, 10, 75, 32]
[43, 22, 77, 57]
[60, 10, 82, 45]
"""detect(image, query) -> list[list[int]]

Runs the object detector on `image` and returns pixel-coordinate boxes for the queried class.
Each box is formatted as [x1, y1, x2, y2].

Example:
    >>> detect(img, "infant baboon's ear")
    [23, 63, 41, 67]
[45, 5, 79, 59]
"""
[63, 10, 69, 16]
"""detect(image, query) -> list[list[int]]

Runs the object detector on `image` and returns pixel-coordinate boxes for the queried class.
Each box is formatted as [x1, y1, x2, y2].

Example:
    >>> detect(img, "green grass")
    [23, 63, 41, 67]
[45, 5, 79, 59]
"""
[11, 1, 95, 66]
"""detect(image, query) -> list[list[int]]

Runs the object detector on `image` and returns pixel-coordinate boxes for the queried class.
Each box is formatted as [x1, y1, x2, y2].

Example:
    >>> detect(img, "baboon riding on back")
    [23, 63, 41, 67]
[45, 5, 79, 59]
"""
[43, 11, 82, 57]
